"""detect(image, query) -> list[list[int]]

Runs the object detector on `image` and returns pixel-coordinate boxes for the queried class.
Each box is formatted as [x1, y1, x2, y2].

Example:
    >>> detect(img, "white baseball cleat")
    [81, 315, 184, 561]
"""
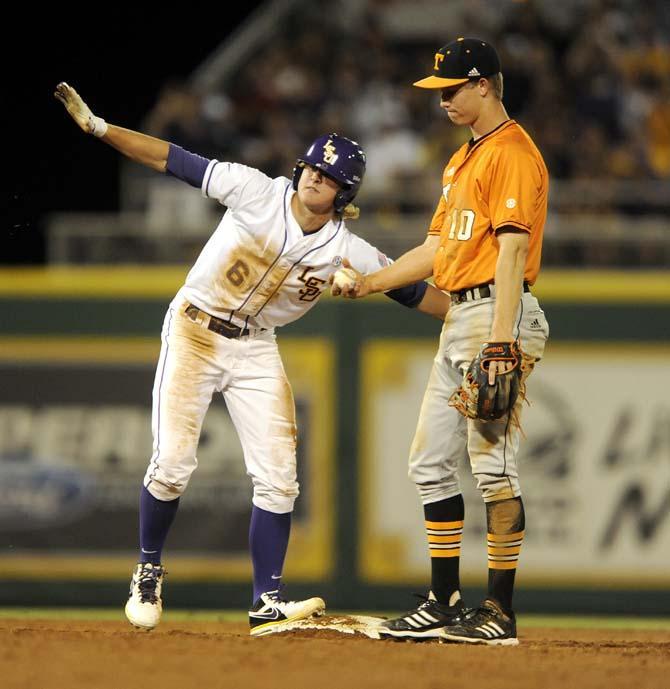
[125, 562, 165, 630]
[248, 589, 326, 636]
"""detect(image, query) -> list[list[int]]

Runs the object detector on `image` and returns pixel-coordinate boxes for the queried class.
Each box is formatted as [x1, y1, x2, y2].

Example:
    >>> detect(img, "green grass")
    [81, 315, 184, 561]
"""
[0, 609, 668, 630]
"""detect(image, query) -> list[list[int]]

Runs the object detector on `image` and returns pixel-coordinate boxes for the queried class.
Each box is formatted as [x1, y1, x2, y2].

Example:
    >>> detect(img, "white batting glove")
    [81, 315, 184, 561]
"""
[54, 82, 108, 137]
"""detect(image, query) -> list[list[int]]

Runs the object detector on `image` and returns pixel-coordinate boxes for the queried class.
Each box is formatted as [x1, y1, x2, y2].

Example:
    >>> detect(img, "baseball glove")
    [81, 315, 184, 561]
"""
[448, 341, 524, 421]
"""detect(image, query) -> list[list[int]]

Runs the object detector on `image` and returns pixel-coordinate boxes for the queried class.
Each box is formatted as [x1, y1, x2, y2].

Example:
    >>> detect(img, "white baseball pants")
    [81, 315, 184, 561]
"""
[409, 291, 549, 503]
[144, 297, 299, 513]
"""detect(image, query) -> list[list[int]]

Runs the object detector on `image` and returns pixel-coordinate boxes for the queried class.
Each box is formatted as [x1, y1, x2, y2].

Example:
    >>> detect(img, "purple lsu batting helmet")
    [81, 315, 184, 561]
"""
[292, 133, 366, 213]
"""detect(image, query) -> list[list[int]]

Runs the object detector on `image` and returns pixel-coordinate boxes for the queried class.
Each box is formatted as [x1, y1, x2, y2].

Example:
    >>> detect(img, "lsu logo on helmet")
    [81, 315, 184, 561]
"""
[323, 139, 338, 164]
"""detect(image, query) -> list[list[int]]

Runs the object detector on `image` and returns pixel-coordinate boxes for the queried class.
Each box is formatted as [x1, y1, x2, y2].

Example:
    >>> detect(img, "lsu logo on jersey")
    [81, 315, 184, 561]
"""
[297, 267, 326, 302]
[323, 139, 338, 164]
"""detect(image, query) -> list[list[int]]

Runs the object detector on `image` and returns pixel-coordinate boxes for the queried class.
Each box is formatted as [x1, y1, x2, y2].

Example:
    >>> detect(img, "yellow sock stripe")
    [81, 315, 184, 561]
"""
[428, 534, 462, 544]
[430, 549, 461, 558]
[487, 530, 525, 543]
[427, 519, 462, 559]
[488, 561, 518, 570]
[487, 545, 522, 556]
[487, 530, 523, 570]
[487, 541, 523, 550]
[425, 520, 464, 530]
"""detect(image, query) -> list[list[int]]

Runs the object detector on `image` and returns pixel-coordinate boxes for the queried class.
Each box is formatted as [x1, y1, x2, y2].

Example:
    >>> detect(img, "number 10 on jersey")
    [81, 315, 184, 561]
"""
[447, 208, 475, 241]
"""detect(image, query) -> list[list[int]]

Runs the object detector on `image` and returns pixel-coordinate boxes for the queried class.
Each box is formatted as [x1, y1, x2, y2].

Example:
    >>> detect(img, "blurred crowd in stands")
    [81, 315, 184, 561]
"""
[145, 0, 670, 189]
[99, 1, 668, 267]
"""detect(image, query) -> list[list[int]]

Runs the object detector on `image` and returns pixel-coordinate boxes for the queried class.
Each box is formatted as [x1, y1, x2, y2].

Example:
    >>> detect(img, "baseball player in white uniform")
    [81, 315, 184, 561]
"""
[55, 82, 450, 636]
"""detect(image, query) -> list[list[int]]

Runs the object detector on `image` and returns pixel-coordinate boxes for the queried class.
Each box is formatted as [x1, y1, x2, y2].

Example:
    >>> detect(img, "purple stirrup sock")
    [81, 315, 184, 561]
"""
[249, 505, 291, 602]
[139, 485, 179, 565]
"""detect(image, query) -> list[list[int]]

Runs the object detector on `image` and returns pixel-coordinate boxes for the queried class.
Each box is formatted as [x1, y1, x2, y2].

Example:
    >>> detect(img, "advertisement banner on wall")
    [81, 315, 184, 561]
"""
[0, 337, 334, 581]
[359, 341, 670, 588]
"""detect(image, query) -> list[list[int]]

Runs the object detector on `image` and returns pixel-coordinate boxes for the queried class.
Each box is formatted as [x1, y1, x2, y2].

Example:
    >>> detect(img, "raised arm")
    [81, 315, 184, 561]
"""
[54, 82, 169, 172]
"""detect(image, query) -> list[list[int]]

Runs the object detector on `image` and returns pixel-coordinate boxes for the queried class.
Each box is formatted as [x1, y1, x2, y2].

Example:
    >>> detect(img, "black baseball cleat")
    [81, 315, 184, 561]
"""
[378, 591, 464, 640]
[248, 589, 326, 637]
[440, 598, 519, 646]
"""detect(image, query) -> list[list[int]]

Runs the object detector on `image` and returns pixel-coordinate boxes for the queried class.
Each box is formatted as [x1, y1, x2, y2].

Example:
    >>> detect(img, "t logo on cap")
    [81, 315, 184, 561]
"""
[434, 52, 445, 71]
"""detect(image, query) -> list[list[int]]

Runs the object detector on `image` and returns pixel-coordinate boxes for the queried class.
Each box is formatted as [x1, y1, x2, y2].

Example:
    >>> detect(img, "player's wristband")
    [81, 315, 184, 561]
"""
[166, 144, 210, 187]
[88, 115, 108, 138]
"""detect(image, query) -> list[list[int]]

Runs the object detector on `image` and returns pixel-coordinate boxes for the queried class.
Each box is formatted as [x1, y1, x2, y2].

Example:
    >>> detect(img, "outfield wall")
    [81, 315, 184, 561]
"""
[0, 268, 668, 613]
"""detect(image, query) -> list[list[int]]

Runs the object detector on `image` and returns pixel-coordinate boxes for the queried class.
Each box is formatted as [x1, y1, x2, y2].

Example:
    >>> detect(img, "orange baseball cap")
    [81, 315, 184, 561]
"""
[414, 37, 501, 89]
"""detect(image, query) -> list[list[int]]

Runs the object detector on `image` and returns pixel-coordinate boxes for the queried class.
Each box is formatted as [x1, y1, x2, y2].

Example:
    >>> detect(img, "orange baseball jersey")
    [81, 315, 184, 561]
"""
[428, 120, 548, 293]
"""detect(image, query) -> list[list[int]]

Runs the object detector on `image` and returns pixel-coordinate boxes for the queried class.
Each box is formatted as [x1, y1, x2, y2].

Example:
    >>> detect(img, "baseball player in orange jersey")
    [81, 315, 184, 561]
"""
[333, 37, 549, 644]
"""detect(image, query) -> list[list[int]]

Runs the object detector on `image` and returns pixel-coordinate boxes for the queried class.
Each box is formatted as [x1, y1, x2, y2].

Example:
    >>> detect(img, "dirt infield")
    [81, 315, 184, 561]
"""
[1, 617, 668, 689]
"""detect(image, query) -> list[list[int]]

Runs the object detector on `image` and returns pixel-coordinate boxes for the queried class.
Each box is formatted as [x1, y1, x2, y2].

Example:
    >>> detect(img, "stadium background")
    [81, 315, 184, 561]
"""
[2, 0, 669, 617]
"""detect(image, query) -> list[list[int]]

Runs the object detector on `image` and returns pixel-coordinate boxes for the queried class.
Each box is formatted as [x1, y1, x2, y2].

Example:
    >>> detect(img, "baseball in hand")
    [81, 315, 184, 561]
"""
[332, 267, 358, 291]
